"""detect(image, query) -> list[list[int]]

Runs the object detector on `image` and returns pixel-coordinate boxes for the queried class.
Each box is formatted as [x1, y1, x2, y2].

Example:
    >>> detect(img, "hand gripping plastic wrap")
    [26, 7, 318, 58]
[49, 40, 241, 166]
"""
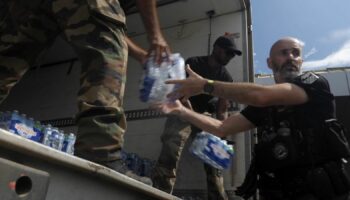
[139, 53, 185, 103]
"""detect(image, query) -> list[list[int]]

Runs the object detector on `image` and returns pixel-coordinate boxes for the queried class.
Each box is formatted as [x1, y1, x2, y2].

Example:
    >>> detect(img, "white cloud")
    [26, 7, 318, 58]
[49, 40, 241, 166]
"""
[320, 27, 350, 43]
[329, 28, 350, 41]
[304, 47, 318, 59]
[302, 39, 350, 71]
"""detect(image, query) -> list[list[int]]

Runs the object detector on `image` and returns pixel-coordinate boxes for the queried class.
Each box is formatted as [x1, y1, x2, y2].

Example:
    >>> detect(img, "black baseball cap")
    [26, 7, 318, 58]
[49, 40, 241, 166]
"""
[214, 35, 242, 56]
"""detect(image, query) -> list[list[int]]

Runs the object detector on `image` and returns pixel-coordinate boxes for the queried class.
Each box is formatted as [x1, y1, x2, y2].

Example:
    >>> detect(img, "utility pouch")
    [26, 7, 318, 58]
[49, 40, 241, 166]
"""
[255, 133, 299, 172]
[323, 161, 350, 195]
[322, 119, 350, 159]
[306, 167, 335, 200]
[255, 123, 303, 172]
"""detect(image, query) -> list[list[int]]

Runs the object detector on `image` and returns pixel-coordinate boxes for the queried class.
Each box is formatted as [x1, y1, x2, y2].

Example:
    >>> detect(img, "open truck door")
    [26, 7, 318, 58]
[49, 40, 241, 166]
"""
[124, 0, 254, 198]
[0, 0, 253, 199]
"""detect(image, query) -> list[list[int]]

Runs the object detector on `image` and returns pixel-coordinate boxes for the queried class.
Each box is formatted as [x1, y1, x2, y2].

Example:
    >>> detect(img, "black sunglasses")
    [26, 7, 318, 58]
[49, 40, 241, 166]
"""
[225, 49, 236, 57]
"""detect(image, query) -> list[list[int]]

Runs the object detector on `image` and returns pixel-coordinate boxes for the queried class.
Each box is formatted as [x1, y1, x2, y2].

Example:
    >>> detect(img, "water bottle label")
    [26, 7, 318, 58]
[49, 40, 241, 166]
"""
[190, 132, 234, 169]
[140, 76, 156, 102]
[9, 116, 42, 142]
[14, 123, 36, 138]
[206, 140, 231, 160]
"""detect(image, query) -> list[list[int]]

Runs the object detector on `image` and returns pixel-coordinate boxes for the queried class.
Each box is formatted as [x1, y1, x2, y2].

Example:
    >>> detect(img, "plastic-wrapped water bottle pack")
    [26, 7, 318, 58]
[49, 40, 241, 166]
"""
[190, 131, 234, 169]
[139, 53, 186, 103]
[0, 110, 76, 155]
[121, 150, 156, 177]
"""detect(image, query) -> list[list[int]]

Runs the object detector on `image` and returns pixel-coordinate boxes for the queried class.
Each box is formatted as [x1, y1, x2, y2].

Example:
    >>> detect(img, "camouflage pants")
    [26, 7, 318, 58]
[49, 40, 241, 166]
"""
[152, 116, 228, 200]
[0, 0, 128, 162]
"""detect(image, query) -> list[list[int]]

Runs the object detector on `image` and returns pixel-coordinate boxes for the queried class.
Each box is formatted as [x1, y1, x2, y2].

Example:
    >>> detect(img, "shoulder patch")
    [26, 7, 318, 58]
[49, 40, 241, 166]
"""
[300, 72, 319, 84]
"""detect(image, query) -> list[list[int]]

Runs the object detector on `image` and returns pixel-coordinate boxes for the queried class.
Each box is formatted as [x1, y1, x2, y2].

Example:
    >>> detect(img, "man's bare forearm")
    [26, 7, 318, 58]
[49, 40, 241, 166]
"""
[125, 37, 147, 63]
[136, 0, 162, 41]
[209, 81, 308, 107]
[210, 81, 267, 106]
[179, 107, 226, 137]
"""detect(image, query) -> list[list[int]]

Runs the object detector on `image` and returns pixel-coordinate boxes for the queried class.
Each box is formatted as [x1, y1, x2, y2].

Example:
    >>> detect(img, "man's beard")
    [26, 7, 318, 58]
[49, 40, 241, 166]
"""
[214, 53, 230, 66]
[273, 60, 301, 83]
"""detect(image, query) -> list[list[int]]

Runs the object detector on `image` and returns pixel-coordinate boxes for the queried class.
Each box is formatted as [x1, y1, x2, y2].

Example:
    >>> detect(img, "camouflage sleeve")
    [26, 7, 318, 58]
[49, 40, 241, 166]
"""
[85, 0, 126, 26]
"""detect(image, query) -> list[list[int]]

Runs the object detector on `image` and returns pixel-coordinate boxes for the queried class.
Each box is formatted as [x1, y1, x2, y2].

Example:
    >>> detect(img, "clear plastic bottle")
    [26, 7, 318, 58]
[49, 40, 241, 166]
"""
[42, 124, 53, 147]
[62, 133, 76, 155]
[33, 121, 43, 142]
[149, 65, 170, 103]
[3, 111, 9, 130]
[139, 56, 158, 102]
[168, 53, 185, 80]
[0, 111, 9, 130]
[50, 127, 60, 149]
[51, 129, 64, 151]
[25, 117, 35, 139]
[57, 131, 65, 151]
[20, 113, 27, 120]
[8, 110, 20, 133]
[68, 133, 76, 155]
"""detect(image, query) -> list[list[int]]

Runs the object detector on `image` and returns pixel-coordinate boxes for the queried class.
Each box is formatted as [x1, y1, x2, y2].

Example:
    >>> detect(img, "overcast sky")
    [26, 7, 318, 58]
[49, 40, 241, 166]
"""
[251, 0, 350, 74]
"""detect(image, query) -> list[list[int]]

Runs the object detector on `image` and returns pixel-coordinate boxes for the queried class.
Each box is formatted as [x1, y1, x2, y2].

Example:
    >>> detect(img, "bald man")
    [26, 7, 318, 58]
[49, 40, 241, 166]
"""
[156, 37, 350, 200]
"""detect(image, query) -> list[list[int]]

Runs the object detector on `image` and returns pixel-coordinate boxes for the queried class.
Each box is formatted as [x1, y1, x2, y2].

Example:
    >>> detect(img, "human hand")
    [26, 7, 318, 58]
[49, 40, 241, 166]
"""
[138, 52, 148, 64]
[181, 99, 193, 110]
[166, 65, 207, 101]
[152, 99, 184, 115]
[135, 0, 171, 64]
[148, 34, 171, 64]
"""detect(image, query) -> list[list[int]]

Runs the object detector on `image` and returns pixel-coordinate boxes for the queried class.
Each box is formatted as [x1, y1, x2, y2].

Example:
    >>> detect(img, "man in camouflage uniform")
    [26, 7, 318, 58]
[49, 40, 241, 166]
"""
[152, 34, 242, 200]
[0, 0, 170, 185]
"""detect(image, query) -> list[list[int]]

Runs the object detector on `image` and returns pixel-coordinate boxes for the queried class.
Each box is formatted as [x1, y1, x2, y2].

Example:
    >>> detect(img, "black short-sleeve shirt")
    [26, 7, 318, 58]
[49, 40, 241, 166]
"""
[241, 72, 335, 129]
[186, 56, 233, 113]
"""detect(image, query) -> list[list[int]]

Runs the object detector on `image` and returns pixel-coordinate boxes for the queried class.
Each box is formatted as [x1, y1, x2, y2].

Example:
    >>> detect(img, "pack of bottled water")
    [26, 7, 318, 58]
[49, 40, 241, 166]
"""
[189, 131, 234, 169]
[41, 124, 76, 155]
[0, 110, 42, 142]
[0, 110, 76, 155]
[139, 53, 186, 103]
[121, 150, 156, 177]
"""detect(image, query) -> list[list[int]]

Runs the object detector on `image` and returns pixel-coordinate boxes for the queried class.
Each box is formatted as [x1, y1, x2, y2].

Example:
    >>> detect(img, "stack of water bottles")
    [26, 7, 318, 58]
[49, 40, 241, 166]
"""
[0, 110, 76, 155]
[190, 131, 234, 169]
[41, 124, 76, 155]
[139, 53, 186, 103]
[121, 151, 156, 177]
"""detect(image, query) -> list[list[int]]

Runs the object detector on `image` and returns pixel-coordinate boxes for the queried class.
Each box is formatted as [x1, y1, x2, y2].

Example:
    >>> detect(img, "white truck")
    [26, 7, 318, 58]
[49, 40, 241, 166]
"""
[0, 0, 253, 199]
